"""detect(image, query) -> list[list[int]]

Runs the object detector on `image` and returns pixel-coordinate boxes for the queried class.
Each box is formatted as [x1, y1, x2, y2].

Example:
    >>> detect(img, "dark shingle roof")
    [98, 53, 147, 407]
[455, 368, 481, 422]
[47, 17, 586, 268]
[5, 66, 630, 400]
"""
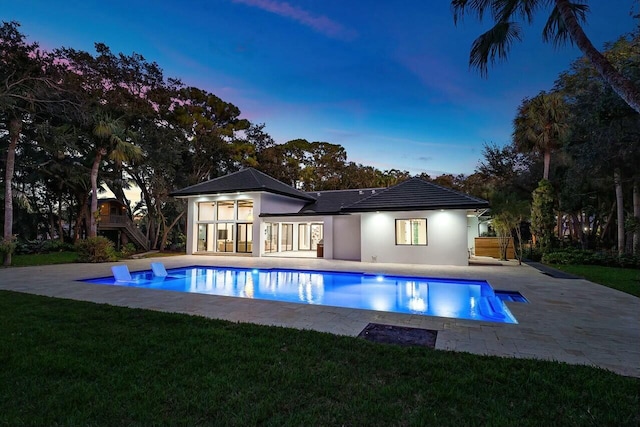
[171, 170, 488, 213]
[341, 177, 489, 212]
[169, 168, 316, 201]
[299, 188, 384, 214]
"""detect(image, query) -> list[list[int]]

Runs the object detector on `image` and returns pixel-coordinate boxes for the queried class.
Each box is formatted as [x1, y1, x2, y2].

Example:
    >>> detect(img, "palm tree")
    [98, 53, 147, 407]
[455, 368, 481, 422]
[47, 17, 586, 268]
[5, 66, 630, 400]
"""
[513, 91, 569, 180]
[88, 113, 142, 237]
[452, 0, 640, 113]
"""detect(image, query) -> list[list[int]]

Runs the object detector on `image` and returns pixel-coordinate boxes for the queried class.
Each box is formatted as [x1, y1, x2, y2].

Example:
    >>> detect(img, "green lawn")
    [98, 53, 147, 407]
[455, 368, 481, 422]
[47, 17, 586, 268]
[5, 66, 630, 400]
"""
[10, 251, 79, 267]
[550, 264, 640, 297]
[0, 290, 638, 426]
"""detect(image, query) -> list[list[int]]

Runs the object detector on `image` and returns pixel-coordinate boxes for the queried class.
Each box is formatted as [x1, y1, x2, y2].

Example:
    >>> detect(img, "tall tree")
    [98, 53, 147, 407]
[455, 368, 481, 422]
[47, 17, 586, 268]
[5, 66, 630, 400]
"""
[513, 91, 570, 181]
[452, 0, 640, 113]
[88, 113, 141, 237]
[557, 32, 640, 253]
[0, 21, 64, 265]
[531, 179, 556, 252]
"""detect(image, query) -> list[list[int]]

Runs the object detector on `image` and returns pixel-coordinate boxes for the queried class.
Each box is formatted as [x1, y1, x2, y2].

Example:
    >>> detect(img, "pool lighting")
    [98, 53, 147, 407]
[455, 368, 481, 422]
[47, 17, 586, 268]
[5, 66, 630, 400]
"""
[376, 275, 384, 282]
[252, 269, 259, 274]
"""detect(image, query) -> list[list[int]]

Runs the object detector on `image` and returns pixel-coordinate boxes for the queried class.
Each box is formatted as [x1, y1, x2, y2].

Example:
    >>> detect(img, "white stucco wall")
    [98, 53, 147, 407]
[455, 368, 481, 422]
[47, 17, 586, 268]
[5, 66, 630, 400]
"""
[259, 193, 308, 214]
[360, 210, 469, 266]
[333, 215, 361, 261]
[467, 215, 479, 255]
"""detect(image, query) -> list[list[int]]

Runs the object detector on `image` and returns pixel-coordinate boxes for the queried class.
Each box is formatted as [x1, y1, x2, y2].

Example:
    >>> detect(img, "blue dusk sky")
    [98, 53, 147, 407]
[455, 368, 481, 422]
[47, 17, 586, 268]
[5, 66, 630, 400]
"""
[3, 1, 637, 176]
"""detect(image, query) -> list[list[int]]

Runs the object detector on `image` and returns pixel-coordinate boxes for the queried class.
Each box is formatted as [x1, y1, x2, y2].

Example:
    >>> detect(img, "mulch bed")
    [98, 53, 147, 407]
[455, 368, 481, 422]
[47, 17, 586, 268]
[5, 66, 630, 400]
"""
[358, 323, 437, 348]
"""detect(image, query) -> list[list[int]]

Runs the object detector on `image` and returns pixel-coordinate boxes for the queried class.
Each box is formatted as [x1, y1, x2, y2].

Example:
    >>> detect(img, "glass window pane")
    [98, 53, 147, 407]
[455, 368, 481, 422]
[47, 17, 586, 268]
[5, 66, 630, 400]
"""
[310, 224, 323, 250]
[298, 224, 310, 250]
[265, 223, 278, 253]
[396, 219, 427, 245]
[416, 219, 427, 245]
[198, 202, 215, 221]
[237, 200, 253, 221]
[217, 201, 235, 220]
[217, 223, 234, 252]
[236, 223, 252, 253]
[396, 220, 409, 244]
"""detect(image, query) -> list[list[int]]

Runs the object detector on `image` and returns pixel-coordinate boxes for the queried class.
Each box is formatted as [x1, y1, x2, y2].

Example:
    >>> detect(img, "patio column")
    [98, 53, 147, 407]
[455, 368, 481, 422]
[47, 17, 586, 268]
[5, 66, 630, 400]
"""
[323, 216, 333, 259]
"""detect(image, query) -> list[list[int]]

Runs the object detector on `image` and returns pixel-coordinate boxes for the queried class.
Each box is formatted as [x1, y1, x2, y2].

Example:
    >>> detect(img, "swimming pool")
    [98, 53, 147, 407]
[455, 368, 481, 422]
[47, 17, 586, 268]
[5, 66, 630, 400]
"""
[83, 266, 518, 324]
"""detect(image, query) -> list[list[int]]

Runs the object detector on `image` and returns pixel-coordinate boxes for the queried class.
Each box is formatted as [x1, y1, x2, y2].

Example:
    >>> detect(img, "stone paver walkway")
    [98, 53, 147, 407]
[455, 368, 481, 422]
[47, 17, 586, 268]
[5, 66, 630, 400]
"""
[1, 255, 638, 377]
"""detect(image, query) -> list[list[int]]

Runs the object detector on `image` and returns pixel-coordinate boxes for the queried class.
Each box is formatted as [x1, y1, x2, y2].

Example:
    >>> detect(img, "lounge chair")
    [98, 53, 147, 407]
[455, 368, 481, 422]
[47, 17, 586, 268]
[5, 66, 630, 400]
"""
[150, 262, 184, 279]
[150, 262, 168, 277]
[111, 265, 133, 282]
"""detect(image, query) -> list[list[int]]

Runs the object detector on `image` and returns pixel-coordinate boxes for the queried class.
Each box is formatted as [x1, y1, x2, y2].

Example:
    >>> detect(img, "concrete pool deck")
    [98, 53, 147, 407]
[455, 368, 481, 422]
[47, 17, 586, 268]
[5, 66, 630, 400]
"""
[1, 255, 638, 377]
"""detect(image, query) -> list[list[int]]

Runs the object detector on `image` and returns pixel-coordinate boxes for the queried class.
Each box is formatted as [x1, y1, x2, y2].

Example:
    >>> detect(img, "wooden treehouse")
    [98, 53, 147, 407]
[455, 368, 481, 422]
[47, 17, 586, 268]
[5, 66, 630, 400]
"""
[97, 199, 149, 251]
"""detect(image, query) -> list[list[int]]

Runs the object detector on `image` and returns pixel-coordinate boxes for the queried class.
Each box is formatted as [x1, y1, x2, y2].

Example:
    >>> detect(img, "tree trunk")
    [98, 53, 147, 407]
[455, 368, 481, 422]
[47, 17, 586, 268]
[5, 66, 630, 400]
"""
[633, 179, 640, 256]
[57, 195, 65, 242]
[614, 168, 625, 255]
[159, 211, 185, 252]
[600, 201, 616, 247]
[73, 191, 87, 242]
[543, 149, 551, 180]
[89, 149, 105, 238]
[153, 221, 161, 250]
[555, 0, 640, 113]
[571, 213, 585, 249]
[3, 117, 22, 266]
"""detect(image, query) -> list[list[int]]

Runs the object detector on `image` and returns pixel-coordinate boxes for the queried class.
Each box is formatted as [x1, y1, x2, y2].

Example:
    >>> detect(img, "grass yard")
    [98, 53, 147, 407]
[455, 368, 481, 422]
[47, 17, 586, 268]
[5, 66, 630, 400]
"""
[551, 264, 640, 297]
[1, 290, 638, 426]
[10, 251, 79, 267]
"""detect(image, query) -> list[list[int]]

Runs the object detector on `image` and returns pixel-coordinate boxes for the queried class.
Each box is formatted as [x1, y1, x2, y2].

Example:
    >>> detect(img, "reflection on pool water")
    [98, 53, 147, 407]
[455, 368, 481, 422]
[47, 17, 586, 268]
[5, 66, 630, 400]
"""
[83, 266, 518, 324]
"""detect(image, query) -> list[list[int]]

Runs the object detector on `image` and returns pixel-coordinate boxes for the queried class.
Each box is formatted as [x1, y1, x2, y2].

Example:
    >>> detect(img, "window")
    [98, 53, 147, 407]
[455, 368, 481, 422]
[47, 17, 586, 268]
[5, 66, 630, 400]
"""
[198, 202, 215, 221]
[195, 199, 253, 253]
[396, 219, 427, 245]
[217, 223, 234, 252]
[217, 201, 235, 220]
[264, 223, 278, 253]
[237, 200, 253, 221]
[236, 223, 252, 253]
[281, 223, 293, 251]
[298, 224, 310, 250]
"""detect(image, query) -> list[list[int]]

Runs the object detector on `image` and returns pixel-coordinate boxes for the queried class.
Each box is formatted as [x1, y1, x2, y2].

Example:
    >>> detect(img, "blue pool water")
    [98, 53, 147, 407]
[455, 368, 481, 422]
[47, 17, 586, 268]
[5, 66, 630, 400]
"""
[83, 266, 518, 324]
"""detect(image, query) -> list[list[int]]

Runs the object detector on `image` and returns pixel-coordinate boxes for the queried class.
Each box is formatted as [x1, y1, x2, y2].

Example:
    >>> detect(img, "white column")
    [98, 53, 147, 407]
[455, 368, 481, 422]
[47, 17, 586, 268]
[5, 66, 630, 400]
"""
[252, 195, 262, 257]
[323, 216, 333, 259]
[186, 197, 196, 255]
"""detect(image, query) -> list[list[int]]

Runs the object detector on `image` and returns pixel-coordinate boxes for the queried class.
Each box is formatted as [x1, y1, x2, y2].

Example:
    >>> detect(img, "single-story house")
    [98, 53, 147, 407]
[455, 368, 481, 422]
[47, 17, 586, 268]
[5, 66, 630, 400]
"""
[170, 167, 489, 266]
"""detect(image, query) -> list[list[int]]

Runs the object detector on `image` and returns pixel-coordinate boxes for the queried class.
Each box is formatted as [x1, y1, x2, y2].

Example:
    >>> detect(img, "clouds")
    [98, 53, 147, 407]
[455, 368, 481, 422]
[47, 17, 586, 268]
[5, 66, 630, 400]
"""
[232, 0, 356, 40]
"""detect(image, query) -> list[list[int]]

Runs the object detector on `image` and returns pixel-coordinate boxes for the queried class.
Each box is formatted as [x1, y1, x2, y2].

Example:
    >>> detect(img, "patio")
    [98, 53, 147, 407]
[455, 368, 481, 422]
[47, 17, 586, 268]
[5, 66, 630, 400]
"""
[1, 255, 638, 377]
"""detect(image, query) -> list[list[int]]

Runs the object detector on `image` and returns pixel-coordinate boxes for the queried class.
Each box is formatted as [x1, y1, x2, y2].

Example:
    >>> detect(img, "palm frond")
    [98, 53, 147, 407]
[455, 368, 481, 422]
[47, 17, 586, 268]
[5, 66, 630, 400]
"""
[470, 21, 522, 77]
[542, 2, 589, 46]
[452, 0, 494, 24]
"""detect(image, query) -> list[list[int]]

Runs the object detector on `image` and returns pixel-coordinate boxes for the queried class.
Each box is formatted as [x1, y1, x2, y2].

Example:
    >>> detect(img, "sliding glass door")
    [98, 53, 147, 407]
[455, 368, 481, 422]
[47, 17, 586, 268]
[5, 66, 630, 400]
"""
[265, 223, 278, 253]
[236, 223, 253, 253]
[216, 223, 234, 253]
[281, 223, 293, 251]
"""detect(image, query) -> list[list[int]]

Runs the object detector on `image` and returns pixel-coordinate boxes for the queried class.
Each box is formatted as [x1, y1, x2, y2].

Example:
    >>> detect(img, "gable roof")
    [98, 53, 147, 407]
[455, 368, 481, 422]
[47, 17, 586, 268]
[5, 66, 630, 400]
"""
[341, 177, 489, 212]
[169, 167, 316, 202]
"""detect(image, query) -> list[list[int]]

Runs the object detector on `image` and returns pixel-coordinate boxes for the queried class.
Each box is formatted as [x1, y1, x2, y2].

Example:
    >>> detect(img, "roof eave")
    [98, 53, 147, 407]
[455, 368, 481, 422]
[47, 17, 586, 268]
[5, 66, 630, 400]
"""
[342, 203, 490, 213]
[169, 188, 315, 202]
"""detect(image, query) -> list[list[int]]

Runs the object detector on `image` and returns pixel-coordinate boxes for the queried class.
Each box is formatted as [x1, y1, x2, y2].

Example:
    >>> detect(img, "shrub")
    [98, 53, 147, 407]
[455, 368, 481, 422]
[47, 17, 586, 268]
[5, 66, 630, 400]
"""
[42, 239, 74, 253]
[75, 237, 117, 263]
[542, 248, 640, 269]
[120, 243, 137, 259]
[14, 239, 74, 255]
[0, 236, 17, 258]
[524, 245, 543, 261]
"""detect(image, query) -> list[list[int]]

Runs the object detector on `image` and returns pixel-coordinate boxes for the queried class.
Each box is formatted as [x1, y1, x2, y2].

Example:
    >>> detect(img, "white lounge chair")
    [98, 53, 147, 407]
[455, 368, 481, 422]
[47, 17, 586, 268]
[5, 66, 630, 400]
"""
[150, 262, 168, 277]
[111, 265, 133, 282]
